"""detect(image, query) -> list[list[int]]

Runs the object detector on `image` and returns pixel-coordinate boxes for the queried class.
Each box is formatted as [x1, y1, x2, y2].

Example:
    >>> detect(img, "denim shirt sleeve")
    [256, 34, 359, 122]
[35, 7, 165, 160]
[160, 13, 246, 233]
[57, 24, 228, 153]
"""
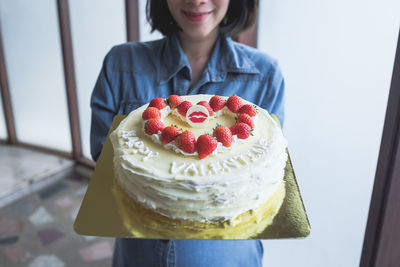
[261, 62, 285, 127]
[90, 52, 117, 162]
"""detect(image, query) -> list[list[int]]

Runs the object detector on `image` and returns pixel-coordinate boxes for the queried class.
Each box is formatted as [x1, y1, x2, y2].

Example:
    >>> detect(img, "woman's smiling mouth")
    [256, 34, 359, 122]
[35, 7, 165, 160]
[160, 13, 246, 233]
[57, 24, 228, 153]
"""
[183, 11, 212, 22]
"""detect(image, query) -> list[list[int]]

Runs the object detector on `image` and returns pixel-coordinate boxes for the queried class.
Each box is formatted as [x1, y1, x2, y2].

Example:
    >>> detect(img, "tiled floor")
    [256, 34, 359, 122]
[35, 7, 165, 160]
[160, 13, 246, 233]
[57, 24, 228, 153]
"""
[0, 145, 74, 208]
[0, 145, 114, 266]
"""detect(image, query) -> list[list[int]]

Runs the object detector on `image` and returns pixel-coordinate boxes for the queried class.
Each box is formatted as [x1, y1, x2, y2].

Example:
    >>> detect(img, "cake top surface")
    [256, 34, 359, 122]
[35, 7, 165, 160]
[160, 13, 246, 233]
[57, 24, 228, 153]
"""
[110, 94, 287, 181]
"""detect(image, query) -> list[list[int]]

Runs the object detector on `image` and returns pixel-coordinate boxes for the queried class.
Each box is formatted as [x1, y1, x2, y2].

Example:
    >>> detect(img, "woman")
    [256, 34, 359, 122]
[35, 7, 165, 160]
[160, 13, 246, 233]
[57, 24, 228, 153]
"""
[91, 0, 284, 266]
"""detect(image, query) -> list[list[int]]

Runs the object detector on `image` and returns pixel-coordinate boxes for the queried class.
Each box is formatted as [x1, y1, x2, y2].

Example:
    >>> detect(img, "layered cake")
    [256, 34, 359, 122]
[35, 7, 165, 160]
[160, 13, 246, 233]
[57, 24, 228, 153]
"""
[110, 94, 288, 238]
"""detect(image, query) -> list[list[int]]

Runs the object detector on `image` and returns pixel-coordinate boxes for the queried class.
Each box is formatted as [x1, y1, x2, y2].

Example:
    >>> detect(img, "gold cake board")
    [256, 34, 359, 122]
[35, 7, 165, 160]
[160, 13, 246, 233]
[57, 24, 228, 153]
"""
[74, 115, 310, 239]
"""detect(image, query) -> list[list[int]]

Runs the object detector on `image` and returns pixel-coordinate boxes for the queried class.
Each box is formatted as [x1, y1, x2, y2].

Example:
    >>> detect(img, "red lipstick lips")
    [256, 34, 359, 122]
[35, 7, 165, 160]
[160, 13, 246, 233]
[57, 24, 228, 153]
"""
[183, 11, 211, 22]
[188, 111, 208, 123]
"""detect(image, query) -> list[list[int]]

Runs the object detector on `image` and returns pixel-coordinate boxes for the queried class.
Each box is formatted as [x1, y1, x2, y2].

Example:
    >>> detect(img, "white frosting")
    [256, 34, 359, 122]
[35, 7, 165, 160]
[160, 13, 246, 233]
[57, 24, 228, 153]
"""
[121, 130, 159, 161]
[110, 94, 288, 223]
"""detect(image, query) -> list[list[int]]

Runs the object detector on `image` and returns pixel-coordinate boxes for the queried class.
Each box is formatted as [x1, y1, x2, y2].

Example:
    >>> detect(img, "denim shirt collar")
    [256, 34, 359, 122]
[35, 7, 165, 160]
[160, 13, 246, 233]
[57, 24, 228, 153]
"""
[158, 33, 260, 85]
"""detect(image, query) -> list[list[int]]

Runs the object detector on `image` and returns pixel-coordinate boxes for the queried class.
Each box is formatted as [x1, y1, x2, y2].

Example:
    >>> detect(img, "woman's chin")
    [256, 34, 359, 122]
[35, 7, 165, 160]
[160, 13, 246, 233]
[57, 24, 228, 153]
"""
[180, 27, 218, 42]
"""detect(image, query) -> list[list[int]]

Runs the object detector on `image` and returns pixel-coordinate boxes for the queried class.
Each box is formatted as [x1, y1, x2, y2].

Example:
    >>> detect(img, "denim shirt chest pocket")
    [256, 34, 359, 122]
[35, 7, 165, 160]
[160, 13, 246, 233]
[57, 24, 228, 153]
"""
[118, 101, 147, 115]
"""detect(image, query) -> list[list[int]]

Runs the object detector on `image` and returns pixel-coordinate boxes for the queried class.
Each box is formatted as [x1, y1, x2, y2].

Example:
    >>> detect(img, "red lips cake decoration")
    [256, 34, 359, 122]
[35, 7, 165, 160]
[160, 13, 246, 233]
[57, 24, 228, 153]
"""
[186, 105, 210, 126]
[141, 95, 256, 159]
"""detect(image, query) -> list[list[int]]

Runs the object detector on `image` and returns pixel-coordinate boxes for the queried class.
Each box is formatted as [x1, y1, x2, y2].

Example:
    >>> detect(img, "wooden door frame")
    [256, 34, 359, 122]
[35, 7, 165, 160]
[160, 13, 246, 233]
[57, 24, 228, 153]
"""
[360, 30, 400, 266]
[0, 25, 16, 144]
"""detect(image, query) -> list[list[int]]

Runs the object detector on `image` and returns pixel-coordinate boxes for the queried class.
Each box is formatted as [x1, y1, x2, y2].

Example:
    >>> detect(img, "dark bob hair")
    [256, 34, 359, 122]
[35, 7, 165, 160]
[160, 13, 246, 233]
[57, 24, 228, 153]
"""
[146, 0, 258, 37]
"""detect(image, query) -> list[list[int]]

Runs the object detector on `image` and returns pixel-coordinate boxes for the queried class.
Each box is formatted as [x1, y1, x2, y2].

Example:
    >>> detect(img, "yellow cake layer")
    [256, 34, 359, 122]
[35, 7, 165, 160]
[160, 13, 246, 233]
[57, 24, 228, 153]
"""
[112, 177, 286, 239]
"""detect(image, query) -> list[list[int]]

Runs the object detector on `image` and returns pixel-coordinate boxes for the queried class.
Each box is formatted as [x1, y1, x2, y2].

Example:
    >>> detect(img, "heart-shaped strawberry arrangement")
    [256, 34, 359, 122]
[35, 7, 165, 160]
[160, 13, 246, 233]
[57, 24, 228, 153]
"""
[141, 95, 257, 159]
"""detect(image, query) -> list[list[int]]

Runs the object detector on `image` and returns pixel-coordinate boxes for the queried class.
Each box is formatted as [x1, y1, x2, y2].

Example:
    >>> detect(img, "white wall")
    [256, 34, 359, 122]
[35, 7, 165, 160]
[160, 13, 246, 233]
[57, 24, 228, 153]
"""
[0, 0, 71, 151]
[259, 0, 399, 266]
[69, 0, 126, 159]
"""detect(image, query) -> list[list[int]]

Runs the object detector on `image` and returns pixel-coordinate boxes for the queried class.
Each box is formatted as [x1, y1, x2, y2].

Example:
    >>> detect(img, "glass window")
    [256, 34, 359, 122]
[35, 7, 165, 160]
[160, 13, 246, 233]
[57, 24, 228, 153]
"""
[1, 0, 71, 151]
[69, 0, 126, 159]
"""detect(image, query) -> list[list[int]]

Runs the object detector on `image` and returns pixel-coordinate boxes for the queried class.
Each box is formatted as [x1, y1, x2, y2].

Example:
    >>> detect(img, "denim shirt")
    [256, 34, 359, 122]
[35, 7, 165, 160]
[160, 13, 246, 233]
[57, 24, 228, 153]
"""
[90, 33, 285, 161]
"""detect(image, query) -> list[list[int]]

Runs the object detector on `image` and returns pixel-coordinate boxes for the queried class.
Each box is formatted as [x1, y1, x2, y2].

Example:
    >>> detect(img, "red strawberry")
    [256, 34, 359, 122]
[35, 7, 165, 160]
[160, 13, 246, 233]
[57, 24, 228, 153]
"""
[226, 95, 243, 113]
[237, 113, 255, 129]
[176, 131, 196, 153]
[142, 107, 161, 120]
[177, 101, 193, 116]
[145, 119, 165, 135]
[149, 97, 167, 110]
[197, 101, 214, 116]
[230, 122, 251, 139]
[168, 95, 184, 109]
[197, 135, 218, 159]
[238, 104, 257, 117]
[209, 95, 226, 112]
[161, 126, 181, 144]
[213, 125, 232, 147]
